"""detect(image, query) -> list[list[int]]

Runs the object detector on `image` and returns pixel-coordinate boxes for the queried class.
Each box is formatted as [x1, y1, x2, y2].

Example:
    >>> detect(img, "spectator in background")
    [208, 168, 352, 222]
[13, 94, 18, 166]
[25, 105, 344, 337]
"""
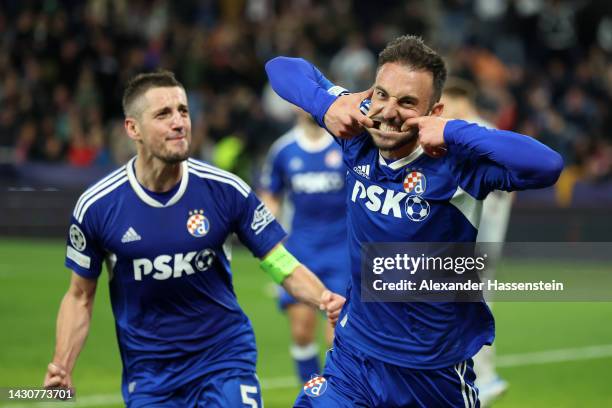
[330, 32, 377, 91]
[0, 0, 609, 190]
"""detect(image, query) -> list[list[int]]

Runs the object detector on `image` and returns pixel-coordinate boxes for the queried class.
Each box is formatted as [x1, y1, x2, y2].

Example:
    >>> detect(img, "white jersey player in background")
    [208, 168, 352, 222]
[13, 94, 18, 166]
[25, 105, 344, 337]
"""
[441, 78, 513, 407]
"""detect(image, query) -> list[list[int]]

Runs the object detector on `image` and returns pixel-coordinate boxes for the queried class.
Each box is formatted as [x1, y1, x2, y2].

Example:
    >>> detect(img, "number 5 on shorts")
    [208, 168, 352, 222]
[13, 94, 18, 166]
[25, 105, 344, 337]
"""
[240, 384, 259, 408]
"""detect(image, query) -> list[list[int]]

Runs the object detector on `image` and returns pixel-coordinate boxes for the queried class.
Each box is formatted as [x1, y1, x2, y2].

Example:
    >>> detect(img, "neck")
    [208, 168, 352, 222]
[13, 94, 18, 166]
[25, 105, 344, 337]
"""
[301, 124, 322, 141]
[380, 138, 419, 161]
[134, 154, 183, 192]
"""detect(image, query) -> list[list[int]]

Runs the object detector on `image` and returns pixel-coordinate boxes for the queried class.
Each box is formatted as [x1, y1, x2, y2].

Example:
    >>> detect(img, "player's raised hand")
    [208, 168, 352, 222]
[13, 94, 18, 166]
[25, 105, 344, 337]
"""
[319, 290, 346, 327]
[44, 362, 73, 396]
[324, 88, 375, 138]
[401, 116, 451, 158]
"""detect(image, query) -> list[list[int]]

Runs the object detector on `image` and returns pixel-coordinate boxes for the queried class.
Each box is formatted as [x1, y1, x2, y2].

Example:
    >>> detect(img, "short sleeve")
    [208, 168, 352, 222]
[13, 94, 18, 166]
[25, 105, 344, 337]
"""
[233, 191, 287, 258]
[64, 210, 105, 279]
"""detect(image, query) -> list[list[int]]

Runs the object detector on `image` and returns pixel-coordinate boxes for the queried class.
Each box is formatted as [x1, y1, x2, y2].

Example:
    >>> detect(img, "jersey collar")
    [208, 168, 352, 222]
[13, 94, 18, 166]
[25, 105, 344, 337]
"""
[126, 156, 189, 207]
[378, 145, 424, 170]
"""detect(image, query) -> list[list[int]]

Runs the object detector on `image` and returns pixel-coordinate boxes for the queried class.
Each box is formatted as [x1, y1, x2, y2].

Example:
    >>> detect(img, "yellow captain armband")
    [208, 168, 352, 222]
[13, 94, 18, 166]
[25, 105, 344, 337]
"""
[260, 244, 301, 284]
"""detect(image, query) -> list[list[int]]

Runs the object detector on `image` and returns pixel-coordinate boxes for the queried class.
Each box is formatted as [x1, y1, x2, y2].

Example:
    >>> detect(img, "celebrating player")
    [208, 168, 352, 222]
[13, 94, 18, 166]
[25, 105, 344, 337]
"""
[266, 35, 563, 407]
[43, 71, 345, 407]
[259, 109, 350, 382]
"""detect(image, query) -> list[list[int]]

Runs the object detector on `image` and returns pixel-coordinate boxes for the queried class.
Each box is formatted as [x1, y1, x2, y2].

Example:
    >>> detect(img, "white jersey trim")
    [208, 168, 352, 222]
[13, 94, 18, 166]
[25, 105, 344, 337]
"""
[261, 130, 296, 189]
[188, 168, 250, 198]
[75, 175, 129, 223]
[378, 145, 424, 170]
[187, 159, 251, 197]
[126, 157, 190, 208]
[454, 361, 478, 408]
[66, 246, 91, 269]
[268, 129, 297, 159]
[73, 166, 127, 221]
[450, 186, 483, 229]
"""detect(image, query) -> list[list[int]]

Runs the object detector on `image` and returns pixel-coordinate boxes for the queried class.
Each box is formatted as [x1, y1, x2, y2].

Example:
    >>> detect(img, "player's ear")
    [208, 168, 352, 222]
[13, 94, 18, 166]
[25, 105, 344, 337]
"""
[124, 117, 141, 141]
[430, 102, 444, 117]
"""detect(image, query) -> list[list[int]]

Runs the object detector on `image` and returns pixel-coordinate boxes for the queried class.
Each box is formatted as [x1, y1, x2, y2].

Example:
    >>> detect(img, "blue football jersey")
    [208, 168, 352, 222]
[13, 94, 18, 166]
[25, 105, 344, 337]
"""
[260, 126, 347, 272]
[64, 157, 286, 395]
[265, 56, 563, 370]
[333, 130, 496, 369]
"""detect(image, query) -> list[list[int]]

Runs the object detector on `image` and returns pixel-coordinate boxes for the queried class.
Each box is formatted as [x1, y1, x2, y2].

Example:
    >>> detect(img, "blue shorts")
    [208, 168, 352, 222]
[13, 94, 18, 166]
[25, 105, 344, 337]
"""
[294, 340, 479, 408]
[126, 368, 262, 408]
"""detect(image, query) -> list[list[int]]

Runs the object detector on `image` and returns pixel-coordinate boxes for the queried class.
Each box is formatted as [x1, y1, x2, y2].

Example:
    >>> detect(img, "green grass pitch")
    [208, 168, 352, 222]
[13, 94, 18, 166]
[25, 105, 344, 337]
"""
[1, 238, 611, 407]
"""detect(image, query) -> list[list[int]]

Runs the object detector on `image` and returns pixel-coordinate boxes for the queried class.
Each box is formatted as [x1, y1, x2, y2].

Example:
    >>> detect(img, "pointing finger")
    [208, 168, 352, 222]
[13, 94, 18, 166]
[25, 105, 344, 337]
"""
[401, 117, 425, 132]
[357, 87, 373, 100]
[358, 115, 374, 129]
[319, 290, 332, 310]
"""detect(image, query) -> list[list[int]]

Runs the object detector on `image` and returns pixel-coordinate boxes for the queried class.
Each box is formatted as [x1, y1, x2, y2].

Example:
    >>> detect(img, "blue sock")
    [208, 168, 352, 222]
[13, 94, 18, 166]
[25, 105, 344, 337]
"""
[290, 343, 320, 383]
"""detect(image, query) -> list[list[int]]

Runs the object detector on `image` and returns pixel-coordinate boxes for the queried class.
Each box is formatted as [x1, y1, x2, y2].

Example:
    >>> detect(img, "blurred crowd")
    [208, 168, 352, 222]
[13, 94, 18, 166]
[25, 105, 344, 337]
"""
[1, 0, 611, 185]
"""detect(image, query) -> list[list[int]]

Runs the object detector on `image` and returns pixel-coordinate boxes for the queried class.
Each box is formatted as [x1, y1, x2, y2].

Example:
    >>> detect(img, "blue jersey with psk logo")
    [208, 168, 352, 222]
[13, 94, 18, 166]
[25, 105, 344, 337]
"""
[334, 131, 498, 369]
[265, 56, 563, 370]
[260, 126, 347, 274]
[64, 157, 286, 397]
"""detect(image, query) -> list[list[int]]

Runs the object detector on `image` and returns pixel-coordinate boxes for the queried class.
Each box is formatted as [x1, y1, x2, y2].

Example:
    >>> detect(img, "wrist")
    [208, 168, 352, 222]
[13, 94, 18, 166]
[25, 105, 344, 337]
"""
[442, 119, 464, 146]
[314, 91, 339, 129]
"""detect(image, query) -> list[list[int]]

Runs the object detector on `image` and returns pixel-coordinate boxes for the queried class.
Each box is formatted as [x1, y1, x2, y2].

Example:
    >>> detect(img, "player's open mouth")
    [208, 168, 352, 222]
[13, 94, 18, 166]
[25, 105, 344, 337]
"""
[372, 121, 401, 132]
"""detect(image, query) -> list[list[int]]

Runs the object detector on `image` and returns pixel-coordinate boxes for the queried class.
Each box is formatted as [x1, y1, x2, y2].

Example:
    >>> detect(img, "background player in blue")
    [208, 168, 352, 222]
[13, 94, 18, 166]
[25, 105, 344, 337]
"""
[259, 108, 350, 382]
[42, 71, 345, 407]
[266, 35, 564, 407]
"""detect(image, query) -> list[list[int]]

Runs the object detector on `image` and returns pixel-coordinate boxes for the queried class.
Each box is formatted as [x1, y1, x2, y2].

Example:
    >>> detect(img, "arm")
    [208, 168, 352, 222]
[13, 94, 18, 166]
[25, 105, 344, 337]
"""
[260, 244, 345, 325]
[265, 57, 373, 137]
[265, 57, 339, 127]
[281, 264, 327, 307]
[444, 120, 564, 189]
[404, 116, 564, 190]
[282, 266, 345, 325]
[44, 271, 97, 390]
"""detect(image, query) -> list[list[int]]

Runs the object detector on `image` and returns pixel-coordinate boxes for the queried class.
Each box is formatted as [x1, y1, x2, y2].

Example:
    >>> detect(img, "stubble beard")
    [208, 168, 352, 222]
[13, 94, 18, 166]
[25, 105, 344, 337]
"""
[150, 135, 191, 165]
[371, 126, 419, 155]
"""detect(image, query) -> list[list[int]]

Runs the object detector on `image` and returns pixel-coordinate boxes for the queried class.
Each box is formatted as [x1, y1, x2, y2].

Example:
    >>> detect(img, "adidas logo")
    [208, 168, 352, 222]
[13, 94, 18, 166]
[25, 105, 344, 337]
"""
[353, 164, 370, 179]
[121, 227, 142, 243]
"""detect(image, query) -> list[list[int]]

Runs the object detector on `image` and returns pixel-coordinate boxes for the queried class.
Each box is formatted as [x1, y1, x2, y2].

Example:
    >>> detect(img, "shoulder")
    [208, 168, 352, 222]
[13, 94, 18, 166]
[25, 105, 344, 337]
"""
[73, 164, 129, 223]
[267, 128, 299, 161]
[186, 158, 252, 198]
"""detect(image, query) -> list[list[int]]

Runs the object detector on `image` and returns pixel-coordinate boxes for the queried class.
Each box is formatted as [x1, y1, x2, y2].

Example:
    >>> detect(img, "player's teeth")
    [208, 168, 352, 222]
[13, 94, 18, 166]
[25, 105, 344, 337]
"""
[380, 123, 399, 132]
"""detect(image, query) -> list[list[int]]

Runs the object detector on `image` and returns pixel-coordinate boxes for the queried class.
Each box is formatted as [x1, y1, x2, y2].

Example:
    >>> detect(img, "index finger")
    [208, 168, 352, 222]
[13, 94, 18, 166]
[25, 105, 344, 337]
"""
[319, 290, 331, 310]
[357, 87, 373, 100]
[400, 116, 426, 132]
[357, 115, 374, 129]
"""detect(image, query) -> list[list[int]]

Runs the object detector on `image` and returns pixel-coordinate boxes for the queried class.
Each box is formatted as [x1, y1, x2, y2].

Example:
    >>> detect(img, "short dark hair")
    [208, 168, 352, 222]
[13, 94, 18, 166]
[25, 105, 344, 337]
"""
[122, 70, 184, 117]
[378, 35, 447, 105]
